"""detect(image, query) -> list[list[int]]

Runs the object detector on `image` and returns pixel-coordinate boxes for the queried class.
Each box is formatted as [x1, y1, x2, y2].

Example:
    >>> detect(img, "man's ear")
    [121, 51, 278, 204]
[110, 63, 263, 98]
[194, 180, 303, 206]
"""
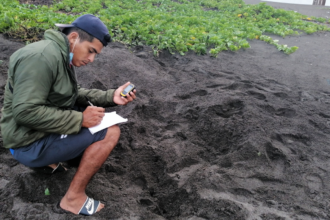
[67, 32, 79, 44]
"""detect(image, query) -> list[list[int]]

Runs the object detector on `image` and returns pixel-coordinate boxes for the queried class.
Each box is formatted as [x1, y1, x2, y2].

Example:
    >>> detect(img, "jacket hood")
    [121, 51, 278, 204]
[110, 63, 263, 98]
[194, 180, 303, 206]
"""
[44, 29, 70, 63]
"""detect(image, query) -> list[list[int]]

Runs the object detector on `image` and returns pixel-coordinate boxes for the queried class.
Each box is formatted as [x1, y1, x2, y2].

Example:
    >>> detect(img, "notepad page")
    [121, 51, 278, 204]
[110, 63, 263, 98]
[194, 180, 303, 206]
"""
[89, 111, 128, 134]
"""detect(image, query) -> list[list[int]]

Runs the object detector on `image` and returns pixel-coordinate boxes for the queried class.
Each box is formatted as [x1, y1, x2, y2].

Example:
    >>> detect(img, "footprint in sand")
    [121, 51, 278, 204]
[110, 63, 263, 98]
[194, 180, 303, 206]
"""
[273, 92, 289, 99]
[247, 90, 266, 100]
[226, 81, 253, 90]
[275, 108, 296, 118]
[299, 91, 316, 102]
[319, 113, 330, 118]
[207, 99, 244, 118]
[304, 173, 323, 199]
[258, 105, 296, 118]
[176, 90, 208, 100]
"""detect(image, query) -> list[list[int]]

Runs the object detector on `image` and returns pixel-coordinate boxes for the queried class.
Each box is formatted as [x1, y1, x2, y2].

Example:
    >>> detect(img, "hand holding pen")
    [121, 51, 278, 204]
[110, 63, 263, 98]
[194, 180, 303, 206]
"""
[82, 96, 105, 128]
[85, 96, 94, 106]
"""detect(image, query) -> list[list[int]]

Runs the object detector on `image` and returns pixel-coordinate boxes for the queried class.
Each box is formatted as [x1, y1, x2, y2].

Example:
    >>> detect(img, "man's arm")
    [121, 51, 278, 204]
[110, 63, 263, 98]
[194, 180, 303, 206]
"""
[76, 87, 117, 107]
[12, 54, 82, 134]
[77, 82, 136, 107]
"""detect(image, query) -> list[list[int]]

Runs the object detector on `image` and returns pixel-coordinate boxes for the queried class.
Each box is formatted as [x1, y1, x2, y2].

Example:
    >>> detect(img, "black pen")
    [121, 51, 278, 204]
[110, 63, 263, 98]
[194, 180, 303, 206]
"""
[84, 96, 94, 106]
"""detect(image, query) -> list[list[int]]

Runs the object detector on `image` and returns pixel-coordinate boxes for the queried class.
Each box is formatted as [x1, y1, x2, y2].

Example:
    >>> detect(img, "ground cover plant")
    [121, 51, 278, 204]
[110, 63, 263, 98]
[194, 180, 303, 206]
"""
[0, 0, 330, 55]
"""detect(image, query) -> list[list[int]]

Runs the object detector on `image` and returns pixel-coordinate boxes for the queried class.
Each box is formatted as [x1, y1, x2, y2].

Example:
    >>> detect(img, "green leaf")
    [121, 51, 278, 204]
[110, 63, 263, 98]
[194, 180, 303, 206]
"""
[45, 188, 50, 196]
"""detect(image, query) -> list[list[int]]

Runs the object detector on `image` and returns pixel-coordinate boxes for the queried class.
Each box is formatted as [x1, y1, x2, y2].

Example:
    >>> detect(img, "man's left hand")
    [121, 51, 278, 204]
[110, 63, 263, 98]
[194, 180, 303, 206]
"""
[113, 82, 137, 105]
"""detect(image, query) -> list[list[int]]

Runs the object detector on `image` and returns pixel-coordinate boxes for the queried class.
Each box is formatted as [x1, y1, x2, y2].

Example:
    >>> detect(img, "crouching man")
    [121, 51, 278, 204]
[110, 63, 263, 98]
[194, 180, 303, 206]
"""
[0, 14, 136, 216]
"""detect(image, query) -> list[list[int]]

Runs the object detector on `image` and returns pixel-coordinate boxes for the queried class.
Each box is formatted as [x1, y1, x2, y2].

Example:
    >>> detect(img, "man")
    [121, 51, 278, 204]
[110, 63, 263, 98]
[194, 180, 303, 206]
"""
[0, 14, 136, 215]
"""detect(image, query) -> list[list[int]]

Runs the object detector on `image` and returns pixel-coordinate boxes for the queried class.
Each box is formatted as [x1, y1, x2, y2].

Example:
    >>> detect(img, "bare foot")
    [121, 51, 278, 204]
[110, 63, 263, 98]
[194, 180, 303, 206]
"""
[60, 193, 104, 215]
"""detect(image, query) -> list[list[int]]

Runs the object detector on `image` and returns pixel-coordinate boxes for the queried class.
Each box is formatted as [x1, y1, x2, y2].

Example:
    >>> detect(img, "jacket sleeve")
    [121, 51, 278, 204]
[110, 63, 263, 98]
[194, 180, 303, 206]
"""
[11, 54, 83, 134]
[76, 86, 117, 107]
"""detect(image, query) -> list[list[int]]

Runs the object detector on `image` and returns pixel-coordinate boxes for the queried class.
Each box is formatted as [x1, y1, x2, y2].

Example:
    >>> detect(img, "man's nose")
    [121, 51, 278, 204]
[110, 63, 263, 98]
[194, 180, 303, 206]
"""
[88, 54, 96, 63]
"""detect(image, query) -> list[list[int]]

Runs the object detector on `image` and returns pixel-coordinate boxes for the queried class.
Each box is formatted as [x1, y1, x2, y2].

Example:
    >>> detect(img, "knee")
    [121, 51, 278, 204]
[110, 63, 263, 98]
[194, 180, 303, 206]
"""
[106, 125, 121, 142]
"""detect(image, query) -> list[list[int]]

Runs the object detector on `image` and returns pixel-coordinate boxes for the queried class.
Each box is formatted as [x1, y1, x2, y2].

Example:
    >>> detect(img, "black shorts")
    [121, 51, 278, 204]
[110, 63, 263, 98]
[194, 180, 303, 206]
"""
[10, 127, 107, 168]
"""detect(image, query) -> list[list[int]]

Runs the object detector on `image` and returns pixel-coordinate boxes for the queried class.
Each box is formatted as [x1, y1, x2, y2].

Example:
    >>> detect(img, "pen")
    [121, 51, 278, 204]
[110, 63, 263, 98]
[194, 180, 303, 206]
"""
[84, 96, 94, 106]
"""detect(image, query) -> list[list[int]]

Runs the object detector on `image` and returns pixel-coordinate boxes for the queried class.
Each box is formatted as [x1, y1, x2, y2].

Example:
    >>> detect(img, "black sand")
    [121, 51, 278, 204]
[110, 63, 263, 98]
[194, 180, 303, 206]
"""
[0, 1, 330, 219]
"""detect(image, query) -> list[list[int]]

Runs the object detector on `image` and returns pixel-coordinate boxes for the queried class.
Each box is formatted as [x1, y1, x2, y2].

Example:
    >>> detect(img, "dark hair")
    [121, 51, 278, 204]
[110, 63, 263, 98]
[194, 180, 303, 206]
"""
[62, 27, 94, 43]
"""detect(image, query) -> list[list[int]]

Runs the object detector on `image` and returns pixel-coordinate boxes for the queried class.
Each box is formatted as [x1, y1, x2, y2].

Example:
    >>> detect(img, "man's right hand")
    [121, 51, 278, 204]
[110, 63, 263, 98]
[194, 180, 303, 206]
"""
[82, 106, 105, 128]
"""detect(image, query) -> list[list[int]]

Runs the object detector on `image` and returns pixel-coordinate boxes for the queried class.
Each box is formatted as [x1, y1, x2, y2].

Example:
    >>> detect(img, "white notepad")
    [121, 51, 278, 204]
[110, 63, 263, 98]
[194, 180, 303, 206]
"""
[88, 111, 128, 134]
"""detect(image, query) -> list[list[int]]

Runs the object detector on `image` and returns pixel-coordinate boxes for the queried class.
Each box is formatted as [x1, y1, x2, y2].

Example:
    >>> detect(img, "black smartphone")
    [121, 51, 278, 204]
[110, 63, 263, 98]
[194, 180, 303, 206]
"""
[120, 84, 135, 97]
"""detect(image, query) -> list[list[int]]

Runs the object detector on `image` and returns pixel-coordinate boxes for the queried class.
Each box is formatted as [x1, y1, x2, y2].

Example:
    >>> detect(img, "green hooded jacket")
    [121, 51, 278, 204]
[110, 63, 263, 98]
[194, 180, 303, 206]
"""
[1, 29, 116, 149]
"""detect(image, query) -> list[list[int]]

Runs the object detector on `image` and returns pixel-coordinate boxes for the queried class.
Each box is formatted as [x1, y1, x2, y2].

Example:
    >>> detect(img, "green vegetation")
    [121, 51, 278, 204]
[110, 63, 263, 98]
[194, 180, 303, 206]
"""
[1, 0, 329, 56]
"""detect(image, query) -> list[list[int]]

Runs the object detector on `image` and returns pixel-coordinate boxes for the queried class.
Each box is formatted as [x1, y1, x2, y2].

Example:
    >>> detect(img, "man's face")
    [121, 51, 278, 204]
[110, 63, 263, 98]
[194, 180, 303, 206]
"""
[69, 33, 103, 67]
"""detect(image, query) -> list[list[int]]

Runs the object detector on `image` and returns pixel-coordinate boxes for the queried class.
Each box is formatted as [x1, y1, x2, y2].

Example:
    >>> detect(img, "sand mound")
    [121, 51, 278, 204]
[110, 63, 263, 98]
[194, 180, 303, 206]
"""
[0, 2, 330, 219]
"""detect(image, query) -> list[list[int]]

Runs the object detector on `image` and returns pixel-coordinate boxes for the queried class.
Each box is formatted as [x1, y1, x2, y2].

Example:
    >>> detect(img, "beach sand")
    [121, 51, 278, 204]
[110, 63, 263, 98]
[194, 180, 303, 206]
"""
[0, 1, 330, 219]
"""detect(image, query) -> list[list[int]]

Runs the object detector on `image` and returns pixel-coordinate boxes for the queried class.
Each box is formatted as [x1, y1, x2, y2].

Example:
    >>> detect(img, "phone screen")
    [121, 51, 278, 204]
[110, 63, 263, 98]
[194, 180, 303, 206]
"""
[124, 85, 134, 92]
[122, 84, 135, 95]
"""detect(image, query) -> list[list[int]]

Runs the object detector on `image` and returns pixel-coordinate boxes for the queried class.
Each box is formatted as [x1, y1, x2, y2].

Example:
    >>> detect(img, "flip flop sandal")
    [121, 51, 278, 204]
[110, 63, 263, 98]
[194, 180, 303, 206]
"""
[31, 162, 67, 174]
[78, 197, 101, 216]
[53, 197, 101, 216]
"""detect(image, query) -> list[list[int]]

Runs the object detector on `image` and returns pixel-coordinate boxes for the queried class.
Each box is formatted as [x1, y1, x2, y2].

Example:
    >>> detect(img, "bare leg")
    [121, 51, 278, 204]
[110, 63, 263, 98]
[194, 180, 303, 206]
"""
[60, 125, 120, 214]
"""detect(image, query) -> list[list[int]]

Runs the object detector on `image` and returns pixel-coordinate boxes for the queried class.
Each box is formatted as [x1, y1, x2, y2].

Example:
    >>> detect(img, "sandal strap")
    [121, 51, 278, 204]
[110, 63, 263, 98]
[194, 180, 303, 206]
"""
[52, 163, 66, 173]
